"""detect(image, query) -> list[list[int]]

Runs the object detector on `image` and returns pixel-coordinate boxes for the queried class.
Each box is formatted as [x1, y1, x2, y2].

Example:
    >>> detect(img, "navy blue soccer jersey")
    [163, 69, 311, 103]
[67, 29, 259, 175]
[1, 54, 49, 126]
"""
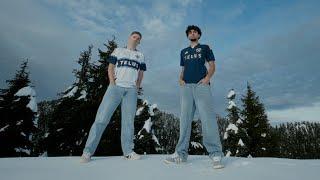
[180, 44, 215, 83]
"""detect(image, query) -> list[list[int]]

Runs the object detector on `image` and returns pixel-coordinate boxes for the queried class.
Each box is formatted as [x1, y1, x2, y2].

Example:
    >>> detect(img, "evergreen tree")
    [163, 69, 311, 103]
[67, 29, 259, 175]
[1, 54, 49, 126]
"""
[152, 111, 180, 154]
[223, 89, 248, 157]
[240, 83, 271, 157]
[273, 122, 320, 159]
[134, 99, 160, 154]
[0, 60, 38, 157]
[188, 120, 205, 155]
[45, 41, 120, 156]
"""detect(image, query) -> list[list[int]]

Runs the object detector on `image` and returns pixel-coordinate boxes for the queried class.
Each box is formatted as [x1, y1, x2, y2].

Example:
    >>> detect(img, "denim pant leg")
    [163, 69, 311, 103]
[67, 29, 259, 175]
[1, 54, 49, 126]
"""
[83, 85, 123, 155]
[194, 84, 223, 157]
[120, 87, 137, 156]
[175, 85, 196, 159]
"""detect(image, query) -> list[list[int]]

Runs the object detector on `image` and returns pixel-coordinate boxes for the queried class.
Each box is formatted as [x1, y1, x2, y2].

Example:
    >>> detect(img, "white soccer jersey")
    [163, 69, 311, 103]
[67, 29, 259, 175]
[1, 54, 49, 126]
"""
[108, 47, 146, 88]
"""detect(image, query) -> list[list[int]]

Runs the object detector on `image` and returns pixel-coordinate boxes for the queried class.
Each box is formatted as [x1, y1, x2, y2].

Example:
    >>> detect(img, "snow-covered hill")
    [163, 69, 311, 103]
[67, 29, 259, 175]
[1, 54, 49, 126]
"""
[1, 155, 319, 180]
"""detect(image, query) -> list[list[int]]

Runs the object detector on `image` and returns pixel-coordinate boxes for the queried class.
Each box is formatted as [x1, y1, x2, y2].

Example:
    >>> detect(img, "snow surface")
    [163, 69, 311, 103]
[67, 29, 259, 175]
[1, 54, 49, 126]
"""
[0, 125, 9, 132]
[16, 120, 23, 126]
[228, 101, 237, 109]
[77, 90, 87, 100]
[63, 86, 78, 98]
[149, 103, 158, 116]
[223, 132, 228, 139]
[227, 89, 235, 99]
[191, 141, 203, 149]
[15, 86, 38, 112]
[226, 123, 238, 134]
[238, 139, 245, 146]
[26, 97, 38, 113]
[226, 151, 231, 157]
[236, 118, 243, 124]
[152, 134, 160, 145]
[44, 132, 50, 138]
[140, 118, 152, 134]
[136, 106, 144, 116]
[143, 99, 149, 105]
[13, 148, 30, 155]
[0, 155, 319, 180]
[15, 86, 36, 97]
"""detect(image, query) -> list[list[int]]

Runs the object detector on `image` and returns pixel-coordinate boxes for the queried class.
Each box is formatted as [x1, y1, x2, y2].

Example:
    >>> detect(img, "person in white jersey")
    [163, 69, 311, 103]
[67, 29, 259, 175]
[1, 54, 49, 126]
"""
[80, 31, 146, 163]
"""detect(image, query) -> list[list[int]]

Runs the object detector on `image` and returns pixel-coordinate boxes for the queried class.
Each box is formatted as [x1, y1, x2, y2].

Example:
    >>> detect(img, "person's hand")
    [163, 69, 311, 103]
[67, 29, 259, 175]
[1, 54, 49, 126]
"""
[198, 77, 210, 85]
[179, 79, 185, 86]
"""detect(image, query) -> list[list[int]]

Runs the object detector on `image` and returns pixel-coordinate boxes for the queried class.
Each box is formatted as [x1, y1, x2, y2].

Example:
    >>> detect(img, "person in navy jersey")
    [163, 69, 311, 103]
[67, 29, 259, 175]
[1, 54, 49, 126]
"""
[80, 31, 146, 163]
[165, 25, 224, 169]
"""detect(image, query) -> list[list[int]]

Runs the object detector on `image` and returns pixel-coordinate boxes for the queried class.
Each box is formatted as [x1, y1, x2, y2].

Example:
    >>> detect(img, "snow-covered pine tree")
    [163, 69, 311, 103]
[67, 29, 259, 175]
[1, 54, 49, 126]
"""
[274, 122, 320, 159]
[91, 37, 117, 100]
[240, 83, 271, 157]
[134, 99, 160, 154]
[45, 41, 121, 156]
[223, 89, 248, 157]
[152, 111, 180, 154]
[88, 39, 122, 156]
[188, 120, 205, 155]
[0, 60, 38, 157]
[45, 45, 94, 156]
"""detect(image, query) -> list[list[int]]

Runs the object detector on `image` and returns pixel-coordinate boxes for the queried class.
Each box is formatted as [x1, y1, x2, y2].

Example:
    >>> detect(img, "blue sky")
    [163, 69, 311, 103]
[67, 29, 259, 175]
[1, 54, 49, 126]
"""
[1, 0, 320, 123]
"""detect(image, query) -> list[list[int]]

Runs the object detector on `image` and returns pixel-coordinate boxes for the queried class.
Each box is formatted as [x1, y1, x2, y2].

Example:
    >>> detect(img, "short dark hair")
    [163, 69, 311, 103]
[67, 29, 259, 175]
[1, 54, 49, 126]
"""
[131, 31, 142, 39]
[185, 25, 202, 37]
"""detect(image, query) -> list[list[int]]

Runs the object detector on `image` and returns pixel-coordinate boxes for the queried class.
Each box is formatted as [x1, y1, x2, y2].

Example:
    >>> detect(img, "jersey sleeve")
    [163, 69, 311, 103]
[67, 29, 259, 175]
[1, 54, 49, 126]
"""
[139, 54, 147, 71]
[205, 45, 215, 62]
[107, 48, 118, 65]
[180, 50, 184, 66]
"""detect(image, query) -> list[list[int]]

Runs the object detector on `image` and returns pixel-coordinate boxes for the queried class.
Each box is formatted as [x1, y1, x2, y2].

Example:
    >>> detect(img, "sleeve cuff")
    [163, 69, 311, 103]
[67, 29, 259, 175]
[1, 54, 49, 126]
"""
[107, 56, 117, 64]
[140, 63, 147, 71]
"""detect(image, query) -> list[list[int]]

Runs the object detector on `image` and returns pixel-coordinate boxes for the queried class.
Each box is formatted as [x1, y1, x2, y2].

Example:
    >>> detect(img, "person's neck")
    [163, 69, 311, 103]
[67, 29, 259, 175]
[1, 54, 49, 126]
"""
[190, 41, 199, 48]
[127, 44, 136, 51]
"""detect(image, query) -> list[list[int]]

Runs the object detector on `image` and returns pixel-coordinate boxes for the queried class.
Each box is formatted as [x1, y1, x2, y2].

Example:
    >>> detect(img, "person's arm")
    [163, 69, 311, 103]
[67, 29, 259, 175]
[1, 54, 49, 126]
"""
[199, 61, 215, 84]
[108, 63, 116, 85]
[179, 67, 185, 86]
[136, 70, 144, 88]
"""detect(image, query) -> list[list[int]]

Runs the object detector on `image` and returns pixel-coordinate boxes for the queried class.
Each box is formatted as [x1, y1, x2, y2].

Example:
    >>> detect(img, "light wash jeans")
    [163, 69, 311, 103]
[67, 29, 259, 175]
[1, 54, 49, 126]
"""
[175, 83, 223, 160]
[83, 84, 137, 156]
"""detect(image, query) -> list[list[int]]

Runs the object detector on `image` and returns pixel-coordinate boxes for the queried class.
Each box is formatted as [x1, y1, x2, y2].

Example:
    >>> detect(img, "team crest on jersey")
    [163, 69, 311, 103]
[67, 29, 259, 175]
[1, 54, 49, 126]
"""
[185, 51, 189, 54]
[196, 48, 202, 53]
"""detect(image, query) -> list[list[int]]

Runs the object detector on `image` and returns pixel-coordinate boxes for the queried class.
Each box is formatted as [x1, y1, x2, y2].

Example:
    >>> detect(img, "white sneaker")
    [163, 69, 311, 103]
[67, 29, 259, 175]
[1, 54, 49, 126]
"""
[124, 152, 141, 160]
[212, 156, 224, 169]
[164, 152, 187, 164]
[80, 152, 91, 163]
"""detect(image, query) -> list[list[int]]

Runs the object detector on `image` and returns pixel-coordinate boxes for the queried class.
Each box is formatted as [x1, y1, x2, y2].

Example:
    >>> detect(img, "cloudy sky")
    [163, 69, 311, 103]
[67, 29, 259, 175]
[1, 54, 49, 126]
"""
[1, 0, 319, 123]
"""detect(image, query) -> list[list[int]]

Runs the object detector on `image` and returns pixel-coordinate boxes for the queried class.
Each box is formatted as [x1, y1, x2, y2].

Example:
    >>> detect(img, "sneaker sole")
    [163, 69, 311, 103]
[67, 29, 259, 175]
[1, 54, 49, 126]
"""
[80, 159, 90, 163]
[124, 156, 141, 160]
[213, 164, 224, 169]
[163, 159, 187, 164]
[163, 159, 173, 164]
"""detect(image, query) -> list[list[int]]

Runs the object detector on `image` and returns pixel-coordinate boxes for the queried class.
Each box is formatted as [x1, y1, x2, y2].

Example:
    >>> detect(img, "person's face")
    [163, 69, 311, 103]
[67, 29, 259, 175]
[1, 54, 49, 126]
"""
[128, 33, 141, 46]
[188, 29, 200, 41]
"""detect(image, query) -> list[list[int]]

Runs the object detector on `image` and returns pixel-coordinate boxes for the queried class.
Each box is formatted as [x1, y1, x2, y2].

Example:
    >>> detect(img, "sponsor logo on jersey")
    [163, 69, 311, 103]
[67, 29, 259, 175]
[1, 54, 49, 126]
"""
[117, 58, 140, 70]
